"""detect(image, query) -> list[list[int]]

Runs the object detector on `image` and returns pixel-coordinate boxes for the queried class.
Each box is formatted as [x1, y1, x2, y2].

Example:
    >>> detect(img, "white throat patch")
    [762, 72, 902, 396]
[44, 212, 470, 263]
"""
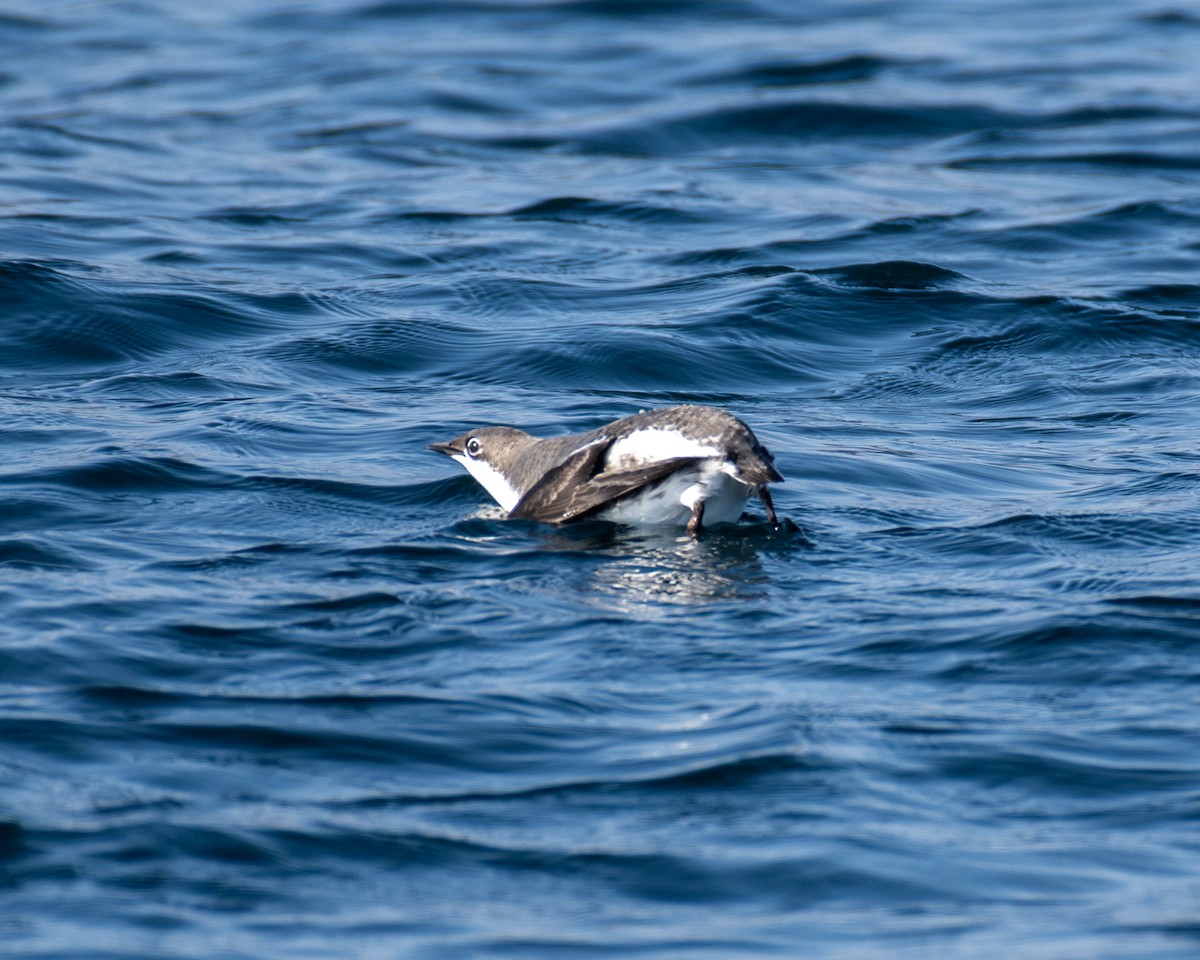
[454, 454, 522, 513]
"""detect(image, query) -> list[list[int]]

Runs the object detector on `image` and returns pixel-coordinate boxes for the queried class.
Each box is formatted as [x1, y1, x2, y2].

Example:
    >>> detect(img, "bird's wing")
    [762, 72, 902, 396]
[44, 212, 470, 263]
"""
[510, 442, 704, 524]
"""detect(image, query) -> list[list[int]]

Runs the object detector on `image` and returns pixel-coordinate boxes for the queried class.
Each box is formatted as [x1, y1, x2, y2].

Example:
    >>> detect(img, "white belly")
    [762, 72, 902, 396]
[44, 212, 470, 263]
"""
[597, 460, 752, 528]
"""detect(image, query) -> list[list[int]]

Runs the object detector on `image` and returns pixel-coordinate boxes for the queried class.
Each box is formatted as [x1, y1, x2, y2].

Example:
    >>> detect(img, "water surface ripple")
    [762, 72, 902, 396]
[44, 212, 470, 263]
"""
[2, 1, 1199, 958]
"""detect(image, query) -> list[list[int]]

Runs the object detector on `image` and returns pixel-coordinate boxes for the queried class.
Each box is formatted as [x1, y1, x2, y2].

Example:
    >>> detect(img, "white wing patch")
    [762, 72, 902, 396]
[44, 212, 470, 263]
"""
[454, 454, 522, 513]
[606, 428, 721, 470]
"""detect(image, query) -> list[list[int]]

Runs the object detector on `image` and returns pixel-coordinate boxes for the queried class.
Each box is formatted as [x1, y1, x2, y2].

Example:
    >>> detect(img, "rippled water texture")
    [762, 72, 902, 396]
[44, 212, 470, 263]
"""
[3, 1, 1200, 957]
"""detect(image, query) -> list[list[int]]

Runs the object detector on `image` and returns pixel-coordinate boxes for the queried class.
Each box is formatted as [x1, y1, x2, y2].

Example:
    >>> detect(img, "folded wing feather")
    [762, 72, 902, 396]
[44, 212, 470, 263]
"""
[509, 438, 707, 524]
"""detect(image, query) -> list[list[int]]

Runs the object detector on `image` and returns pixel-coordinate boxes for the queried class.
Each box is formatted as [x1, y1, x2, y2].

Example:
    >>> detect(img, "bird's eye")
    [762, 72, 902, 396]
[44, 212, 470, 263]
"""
[466, 437, 482, 457]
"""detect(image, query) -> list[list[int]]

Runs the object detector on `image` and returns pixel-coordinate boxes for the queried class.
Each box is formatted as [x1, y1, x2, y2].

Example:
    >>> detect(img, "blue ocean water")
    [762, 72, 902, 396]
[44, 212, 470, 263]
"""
[2, 0, 1200, 956]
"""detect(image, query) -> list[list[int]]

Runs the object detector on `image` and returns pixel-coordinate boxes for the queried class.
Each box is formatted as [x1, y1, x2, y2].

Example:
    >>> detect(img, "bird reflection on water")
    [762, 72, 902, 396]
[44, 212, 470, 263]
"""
[452, 513, 809, 608]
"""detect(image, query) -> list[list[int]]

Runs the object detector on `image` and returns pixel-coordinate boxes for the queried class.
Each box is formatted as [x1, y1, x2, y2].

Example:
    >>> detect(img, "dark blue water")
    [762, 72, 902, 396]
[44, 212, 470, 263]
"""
[3, 1, 1200, 956]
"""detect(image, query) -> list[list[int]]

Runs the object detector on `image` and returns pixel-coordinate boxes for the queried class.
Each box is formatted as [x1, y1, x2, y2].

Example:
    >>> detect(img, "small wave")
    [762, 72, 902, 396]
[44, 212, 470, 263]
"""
[0, 12, 54, 32]
[1138, 10, 1200, 26]
[975, 511, 1200, 553]
[1120, 282, 1200, 307]
[688, 54, 902, 88]
[240, 473, 436, 507]
[260, 316, 500, 378]
[930, 738, 1194, 798]
[546, 0, 767, 19]
[972, 201, 1200, 257]
[78, 370, 259, 400]
[0, 260, 290, 373]
[509, 195, 709, 225]
[560, 100, 1031, 156]
[940, 298, 1200, 357]
[947, 151, 1200, 172]
[815, 260, 966, 291]
[0, 537, 91, 570]
[1105, 594, 1200, 615]
[7, 454, 235, 496]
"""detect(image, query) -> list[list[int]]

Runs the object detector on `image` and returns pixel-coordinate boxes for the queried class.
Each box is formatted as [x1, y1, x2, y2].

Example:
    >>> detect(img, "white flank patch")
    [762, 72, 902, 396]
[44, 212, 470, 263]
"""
[599, 469, 698, 526]
[599, 460, 752, 528]
[691, 468, 754, 524]
[606, 428, 721, 470]
[454, 454, 522, 513]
